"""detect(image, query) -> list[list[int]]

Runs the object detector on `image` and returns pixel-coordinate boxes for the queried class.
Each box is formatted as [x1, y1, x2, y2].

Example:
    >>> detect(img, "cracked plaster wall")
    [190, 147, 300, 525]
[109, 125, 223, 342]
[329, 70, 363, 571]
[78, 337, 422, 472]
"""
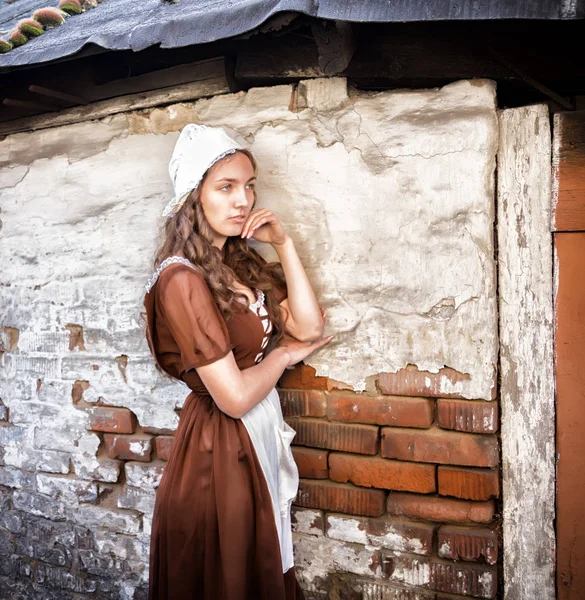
[0, 76, 499, 596]
[0, 78, 499, 425]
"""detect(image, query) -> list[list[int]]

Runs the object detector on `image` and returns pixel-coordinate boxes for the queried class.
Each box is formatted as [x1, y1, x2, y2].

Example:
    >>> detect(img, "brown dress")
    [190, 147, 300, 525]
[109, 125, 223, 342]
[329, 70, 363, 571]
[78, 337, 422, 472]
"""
[143, 260, 305, 600]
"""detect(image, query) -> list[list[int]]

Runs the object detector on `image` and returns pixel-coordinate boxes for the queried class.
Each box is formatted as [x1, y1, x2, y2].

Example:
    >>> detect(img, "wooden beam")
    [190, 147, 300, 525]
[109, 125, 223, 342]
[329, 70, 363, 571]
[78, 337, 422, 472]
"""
[498, 104, 555, 600]
[311, 21, 356, 76]
[28, 85, 88, 105]
[0, 75, 229, 136]
[3, 98, 57, 112]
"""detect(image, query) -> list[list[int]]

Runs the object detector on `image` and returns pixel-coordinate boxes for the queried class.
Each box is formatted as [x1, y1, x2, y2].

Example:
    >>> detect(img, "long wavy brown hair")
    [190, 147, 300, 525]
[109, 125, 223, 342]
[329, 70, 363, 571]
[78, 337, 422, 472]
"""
[153, 149, 287, 347]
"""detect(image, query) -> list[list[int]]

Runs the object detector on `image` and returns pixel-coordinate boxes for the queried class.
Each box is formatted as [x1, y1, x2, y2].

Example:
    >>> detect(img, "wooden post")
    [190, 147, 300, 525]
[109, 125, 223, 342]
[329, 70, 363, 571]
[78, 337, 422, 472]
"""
[497, 104, 555, 600]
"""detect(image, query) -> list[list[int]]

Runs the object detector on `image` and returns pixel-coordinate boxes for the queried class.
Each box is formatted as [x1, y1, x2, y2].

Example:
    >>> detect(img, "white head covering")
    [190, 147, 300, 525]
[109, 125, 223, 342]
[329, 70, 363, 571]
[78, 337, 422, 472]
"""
[162, 124, 243, 218]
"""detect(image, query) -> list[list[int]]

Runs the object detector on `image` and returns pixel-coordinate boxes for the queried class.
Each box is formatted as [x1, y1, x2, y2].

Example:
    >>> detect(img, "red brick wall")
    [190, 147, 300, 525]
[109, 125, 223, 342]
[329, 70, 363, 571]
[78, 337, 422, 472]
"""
[70, 363, 499, 599]
[280, 364, 500, 599]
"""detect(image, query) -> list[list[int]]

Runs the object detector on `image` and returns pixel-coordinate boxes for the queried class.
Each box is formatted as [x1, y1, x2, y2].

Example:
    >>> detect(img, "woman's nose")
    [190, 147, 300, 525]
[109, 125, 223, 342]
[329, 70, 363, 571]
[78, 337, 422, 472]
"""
[233, 187, 249, 207]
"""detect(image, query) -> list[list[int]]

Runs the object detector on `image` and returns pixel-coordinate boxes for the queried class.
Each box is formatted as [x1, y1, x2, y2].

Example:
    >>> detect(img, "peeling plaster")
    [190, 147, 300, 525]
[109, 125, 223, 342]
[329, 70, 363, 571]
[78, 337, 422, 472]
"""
[0, 76, 500, 465]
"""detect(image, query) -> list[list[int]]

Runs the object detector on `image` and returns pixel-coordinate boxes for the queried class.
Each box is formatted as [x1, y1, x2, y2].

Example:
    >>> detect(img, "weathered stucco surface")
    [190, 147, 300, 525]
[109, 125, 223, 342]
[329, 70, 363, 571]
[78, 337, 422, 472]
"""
[0, 78, 499, 596]
[2, 77, 498, 404]
[498, 105, 555, 600]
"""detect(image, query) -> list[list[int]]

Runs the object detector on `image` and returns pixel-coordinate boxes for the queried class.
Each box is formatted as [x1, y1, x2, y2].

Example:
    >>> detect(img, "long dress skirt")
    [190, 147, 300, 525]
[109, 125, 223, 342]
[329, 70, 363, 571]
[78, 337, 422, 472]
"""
[148, 390, 305, 600]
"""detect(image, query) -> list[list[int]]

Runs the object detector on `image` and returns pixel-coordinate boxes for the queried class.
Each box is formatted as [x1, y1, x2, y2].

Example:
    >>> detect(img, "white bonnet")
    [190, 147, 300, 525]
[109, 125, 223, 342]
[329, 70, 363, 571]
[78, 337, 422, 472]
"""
[162, 124, 244, 218]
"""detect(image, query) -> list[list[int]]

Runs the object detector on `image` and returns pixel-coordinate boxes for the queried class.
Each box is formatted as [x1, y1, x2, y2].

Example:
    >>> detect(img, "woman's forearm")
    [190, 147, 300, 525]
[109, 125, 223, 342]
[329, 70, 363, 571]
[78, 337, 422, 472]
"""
[273, 236, 324, 341]
[197, 347, 290, 418]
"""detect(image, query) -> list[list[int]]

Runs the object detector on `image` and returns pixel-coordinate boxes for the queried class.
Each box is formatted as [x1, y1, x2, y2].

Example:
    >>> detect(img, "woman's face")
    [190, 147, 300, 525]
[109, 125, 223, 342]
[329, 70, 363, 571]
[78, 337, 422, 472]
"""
[199, 151, 256, 249]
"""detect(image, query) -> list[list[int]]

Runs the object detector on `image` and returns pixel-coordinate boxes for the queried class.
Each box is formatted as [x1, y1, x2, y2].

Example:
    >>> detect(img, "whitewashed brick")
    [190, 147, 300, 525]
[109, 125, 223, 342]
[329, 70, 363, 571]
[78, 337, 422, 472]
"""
[125, 462, 165, 489]
[326, 515, 433, 556]
[12, 491, 68, 521]
[74, 505, 141, 536]
[0, 466, 33, 489]
[36, 473, 98, 505]
[118, 486, 156, 514]
[291, 508, 325, 537]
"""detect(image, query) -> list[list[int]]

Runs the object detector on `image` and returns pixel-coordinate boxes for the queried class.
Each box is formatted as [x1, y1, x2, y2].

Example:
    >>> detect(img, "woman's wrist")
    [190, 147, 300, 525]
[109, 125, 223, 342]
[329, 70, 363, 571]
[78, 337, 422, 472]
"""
[270, 345, 292, 368]
[271, 234, 293, 251]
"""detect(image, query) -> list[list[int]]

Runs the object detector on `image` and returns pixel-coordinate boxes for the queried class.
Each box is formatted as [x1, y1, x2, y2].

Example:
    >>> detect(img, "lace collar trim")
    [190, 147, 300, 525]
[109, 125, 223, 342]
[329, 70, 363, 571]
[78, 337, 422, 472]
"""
[145, 256, 264, 310]
[144, 256, 198, 294]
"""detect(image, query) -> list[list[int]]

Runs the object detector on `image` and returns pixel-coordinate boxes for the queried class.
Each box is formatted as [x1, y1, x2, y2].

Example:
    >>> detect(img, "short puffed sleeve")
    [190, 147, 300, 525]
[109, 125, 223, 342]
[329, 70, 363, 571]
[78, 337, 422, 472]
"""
[156, 266, 231, 372]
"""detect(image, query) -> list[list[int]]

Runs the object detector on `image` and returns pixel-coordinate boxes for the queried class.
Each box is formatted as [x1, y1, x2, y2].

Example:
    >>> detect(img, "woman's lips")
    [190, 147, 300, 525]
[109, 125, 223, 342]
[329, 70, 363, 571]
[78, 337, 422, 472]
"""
[229, 215, 246, 223]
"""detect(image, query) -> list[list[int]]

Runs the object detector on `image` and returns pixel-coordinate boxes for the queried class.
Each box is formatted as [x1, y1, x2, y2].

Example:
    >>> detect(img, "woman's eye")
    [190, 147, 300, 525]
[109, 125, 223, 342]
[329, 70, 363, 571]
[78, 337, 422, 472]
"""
[246, 184, 255, 190]
[220, 184, 231, 191]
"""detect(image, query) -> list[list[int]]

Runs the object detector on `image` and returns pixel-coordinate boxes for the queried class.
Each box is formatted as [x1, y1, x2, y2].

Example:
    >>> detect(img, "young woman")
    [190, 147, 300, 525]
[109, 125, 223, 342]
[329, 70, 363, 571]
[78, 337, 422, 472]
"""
[143, 124, 332, 600]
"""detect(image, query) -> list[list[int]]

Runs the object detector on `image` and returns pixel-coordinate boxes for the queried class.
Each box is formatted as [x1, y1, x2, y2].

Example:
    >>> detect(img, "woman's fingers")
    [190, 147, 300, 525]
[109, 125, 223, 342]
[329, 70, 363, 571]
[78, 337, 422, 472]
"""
[291, 335, 333, 364]
[247, 213, 277, 239]
[242, 209, 271, 237]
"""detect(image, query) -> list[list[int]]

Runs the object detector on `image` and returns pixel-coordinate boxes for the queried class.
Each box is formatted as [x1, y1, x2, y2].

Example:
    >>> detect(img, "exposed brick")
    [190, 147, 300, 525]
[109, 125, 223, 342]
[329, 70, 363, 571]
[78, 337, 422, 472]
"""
[378, 365, 494, 400]
[438, 525, 498, 565]
[292, 447, 328, 479]
[155, 435, 174, 461]
[117, 485, 156, 514]
[86, 407, 136, 434]
[296, 479, 386, 517]
[280, 389, 327, 417]
[71, 380, 90, 404]
[288, 418, 379, 455]
[65, 324, 86, 351]
[329, 454, 435, 493]
[437, 399, 498, 433]
[357, 580, 435, 600]
[103, 434, 152, 462]
[387, 493, 495, 524]
[125, 461, 165, 489]
[326, 513, 434, 555]
[382, 553, 432, 588]
[327, 393, 434, 428]
[279, 364, 329, 390]
[291, 507, 325, 536]
[438, 466, 499, 500]
[381, 427, 498, 467]
[382, 554, 497, 598]
[143, 426, 176, 435]
[429, 561, 497, 598]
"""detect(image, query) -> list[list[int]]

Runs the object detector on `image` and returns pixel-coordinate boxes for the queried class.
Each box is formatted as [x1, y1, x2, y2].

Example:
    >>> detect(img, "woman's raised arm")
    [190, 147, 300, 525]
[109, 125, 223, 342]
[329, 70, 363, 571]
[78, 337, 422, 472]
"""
[242, 209, 325, 342]
[197, 335, 332, 418]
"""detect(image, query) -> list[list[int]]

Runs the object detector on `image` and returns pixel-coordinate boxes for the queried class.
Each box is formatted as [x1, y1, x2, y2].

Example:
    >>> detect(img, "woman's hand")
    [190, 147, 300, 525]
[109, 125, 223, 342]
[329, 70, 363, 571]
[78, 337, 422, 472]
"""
[241, 208, 288, 246]
[277, 334, 333, 367]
